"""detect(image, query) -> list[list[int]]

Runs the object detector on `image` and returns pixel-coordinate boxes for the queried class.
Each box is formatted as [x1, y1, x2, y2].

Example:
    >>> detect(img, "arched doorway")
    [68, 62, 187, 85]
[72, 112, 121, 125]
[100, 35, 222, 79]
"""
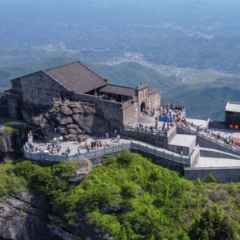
[141, 102, 145, 112]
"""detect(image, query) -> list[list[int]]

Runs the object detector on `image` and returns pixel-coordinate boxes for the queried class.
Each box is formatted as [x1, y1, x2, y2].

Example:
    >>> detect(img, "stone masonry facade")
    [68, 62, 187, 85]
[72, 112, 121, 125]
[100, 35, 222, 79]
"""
[0, 61, 161, 131]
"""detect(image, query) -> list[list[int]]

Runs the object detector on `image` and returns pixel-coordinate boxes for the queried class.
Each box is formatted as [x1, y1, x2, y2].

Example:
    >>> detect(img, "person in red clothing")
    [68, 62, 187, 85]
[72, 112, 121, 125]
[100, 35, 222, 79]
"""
[85, 142, 89, 151]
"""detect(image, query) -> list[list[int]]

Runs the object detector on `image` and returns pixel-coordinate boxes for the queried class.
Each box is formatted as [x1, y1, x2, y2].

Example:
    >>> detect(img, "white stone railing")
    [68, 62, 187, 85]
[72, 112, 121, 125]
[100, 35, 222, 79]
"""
[131, 141, 190, 165]
[23, 141, 195, 166]
[23, 143, 132, 162]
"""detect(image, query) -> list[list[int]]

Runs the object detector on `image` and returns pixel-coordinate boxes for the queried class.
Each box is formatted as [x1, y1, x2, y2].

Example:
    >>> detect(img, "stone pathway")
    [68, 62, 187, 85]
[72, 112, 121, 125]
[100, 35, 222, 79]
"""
[26, 135, 189, 160]
[196, 157, 240, 168]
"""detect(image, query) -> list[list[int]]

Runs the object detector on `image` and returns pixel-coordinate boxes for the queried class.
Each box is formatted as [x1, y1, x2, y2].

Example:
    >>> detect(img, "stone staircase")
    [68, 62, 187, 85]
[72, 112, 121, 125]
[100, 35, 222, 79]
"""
[135, 115, 156, 125]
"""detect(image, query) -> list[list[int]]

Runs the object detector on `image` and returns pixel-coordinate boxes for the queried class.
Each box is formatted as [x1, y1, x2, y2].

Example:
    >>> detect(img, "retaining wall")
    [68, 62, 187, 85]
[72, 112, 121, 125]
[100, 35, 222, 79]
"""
[209, 120, 226, 129]
[200, 148, 240, 160]
[184, 167, 240, 183]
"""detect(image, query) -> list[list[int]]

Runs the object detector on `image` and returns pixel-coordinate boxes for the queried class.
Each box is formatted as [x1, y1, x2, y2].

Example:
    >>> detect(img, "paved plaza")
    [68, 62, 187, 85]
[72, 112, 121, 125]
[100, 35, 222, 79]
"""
[27, 136, 123, 156]
[186, 118, 206, 127]
[196, 157, 240, 168]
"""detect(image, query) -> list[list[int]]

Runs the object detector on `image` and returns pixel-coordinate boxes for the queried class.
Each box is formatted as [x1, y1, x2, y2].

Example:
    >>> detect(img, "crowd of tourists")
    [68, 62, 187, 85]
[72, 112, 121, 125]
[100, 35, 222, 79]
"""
[24, 127, 122, 157]
[134, 105, 184, 132]
[178, 117, 240, 149]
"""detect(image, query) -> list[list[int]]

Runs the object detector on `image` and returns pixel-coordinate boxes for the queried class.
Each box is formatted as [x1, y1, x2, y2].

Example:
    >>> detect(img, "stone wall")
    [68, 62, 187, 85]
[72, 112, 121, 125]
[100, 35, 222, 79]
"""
[209, 120, 226, 129]
[121, 129, 168, 148]
[149, 89, 161, 110]
[122, 101, 139, 125]
[12, 72, 69, 109]
[184, 167, 240, 183]
[190, 145, 200, 167]
[168, 145, 189, 156]
[200, 148, 240, 160]
[1, 92, 21, 118]
[0, 106, 9, 118]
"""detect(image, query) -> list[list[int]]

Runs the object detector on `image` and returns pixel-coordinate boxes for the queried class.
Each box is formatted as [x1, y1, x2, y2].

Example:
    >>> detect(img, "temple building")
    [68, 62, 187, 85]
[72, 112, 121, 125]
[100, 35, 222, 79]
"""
[0, 61, 161, 128]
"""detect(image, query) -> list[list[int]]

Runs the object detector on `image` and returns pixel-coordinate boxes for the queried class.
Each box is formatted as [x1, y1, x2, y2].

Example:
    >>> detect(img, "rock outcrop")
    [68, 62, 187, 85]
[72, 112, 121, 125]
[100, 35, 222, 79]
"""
[0, 189, 54, 240]
[0, 161, 113, 240]
[0, 125, 27, 162]
[30, 101, 111, 140]
[68, 159, 93, 185]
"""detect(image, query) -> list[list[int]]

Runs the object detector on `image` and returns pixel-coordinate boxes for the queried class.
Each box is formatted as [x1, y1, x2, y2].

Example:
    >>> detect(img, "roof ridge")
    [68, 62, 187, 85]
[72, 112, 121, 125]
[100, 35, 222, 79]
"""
[43, 61, 79, 72]
[107, 83, 136, 90]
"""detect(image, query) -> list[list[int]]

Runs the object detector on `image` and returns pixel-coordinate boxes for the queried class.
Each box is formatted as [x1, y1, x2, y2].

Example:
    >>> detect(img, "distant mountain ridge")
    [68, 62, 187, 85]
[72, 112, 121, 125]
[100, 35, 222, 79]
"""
[0, 56, 178, 90]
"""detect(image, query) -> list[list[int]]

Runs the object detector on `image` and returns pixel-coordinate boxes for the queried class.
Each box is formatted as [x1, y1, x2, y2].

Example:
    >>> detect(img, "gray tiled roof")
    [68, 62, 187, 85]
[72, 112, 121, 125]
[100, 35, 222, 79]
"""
[44, 61, 107, 94]
[99, 84, 136, 96]
[225, 101, 240, 113]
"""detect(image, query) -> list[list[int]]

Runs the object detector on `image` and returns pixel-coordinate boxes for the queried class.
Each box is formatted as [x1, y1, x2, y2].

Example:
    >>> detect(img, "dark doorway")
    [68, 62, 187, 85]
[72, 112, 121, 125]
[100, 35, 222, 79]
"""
[141, 102, 146, 111]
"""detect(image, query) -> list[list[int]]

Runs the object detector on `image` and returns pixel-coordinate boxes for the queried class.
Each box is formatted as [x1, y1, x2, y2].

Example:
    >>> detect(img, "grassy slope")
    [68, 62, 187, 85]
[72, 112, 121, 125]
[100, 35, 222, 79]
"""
[3, 153, 240, 240]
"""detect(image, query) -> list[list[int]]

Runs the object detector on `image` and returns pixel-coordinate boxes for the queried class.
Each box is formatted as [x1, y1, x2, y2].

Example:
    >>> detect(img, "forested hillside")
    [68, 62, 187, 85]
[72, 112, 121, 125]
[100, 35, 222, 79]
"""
[1, 152, 240, 240]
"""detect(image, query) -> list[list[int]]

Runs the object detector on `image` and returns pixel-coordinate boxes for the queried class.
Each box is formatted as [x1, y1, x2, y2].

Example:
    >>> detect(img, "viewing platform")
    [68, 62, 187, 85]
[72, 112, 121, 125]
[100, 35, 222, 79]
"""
[23, 136, 198, 167]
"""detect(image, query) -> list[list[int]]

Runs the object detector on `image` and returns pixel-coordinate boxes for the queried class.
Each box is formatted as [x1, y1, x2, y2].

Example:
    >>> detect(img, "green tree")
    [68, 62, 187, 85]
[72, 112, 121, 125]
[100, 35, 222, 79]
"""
[200, 229, 209, 240]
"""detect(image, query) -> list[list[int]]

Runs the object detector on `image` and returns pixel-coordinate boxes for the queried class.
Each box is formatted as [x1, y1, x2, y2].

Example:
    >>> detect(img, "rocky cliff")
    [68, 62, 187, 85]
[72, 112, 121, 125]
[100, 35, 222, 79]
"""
[0, 159, 113, 240]
[23, 100, 112, 141]
[0, 125, 27, 162]
[0, 189, 54, 240]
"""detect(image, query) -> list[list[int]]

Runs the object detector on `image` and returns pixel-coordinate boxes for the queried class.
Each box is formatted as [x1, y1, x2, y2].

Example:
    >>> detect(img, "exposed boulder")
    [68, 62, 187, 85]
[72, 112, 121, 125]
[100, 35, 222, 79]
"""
[82, 105, 96, 115]
[44, 111, 56, 120]
[9, 188, 49, 209]
[71, 107, 85, 114]
[137, 186, 144, 196]
[53, 102, 62, 108]
[100, 204, 126, 214]
[3, 195, 48, 220]
[68, 102, 81, 108]
[72, 114, 109, 136]
[64, 221, 113, 240]
[67, 128, 77, 134]
[56, 114, 73, 125]
[37, 118, 51, 128]
[66, 124, 82, 133]
[68, 159, 93, 184]
[60, 106, 73, 115]
[209, 191, 228, 203]
[64, 134, 77, 141]
[48, 224, 75, 240]
[57, 126, 68, 135]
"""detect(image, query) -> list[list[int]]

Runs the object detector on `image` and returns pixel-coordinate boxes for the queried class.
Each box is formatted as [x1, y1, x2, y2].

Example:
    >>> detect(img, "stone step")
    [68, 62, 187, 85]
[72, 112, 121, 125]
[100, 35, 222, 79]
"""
[137, 116, 156, 123]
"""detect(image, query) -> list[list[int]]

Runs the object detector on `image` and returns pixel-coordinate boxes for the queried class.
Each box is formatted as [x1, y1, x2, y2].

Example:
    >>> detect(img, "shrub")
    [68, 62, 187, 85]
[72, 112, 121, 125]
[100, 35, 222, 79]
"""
[203, 173, 217, 183]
